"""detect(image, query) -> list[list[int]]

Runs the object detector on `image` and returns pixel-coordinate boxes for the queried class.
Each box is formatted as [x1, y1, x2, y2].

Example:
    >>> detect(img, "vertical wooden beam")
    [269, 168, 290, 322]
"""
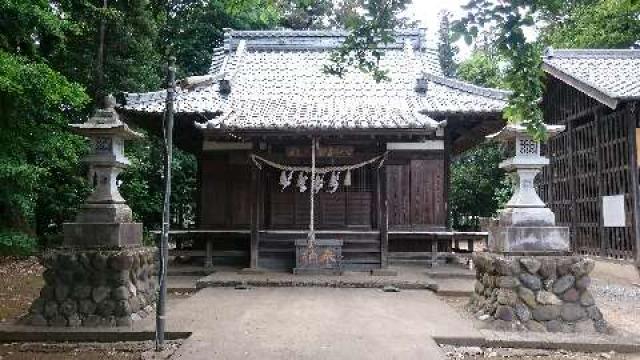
[567, 117, 577, 253]
[594, 110, 606, 257]
[443, 121, 451, 229]
[626, 103, 640, 262]
[249, 158, 260, 269]
[378, 162, 389, 268]
[204, 238, 213, 268]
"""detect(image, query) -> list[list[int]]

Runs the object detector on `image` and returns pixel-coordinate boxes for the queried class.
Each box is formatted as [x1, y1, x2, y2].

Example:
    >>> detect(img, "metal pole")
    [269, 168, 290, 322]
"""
[156, 56, 176, 352]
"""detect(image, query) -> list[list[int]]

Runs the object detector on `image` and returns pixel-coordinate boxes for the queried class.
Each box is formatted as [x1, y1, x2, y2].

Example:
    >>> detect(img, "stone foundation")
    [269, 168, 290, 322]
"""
[470, 252, 607, 333]
[23, 247, 157, 327]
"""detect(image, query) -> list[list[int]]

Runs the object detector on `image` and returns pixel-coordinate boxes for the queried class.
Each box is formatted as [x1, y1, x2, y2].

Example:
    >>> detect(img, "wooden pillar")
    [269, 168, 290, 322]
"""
[249, 161, 260, 269]
[626, 103, 640, 262]
[594, 109, 606, 257]
[204, 237, 213, 268]
[377, 162, 389, 268]
[567, 117, 577, 253]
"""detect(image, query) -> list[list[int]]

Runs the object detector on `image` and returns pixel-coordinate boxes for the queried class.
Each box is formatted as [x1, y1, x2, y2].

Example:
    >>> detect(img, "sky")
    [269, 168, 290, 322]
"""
[406, 0, 473, 59]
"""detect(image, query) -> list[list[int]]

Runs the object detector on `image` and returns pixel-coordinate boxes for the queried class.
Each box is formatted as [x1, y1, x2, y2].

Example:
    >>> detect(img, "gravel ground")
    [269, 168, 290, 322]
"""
[0, 341, 182, 360]
[440, 345, 634, 360]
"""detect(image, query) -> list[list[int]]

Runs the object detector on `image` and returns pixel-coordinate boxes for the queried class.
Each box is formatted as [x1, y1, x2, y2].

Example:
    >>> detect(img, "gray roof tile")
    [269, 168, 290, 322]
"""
[121, 29, 509, 130]
[543, 49, 640, 108]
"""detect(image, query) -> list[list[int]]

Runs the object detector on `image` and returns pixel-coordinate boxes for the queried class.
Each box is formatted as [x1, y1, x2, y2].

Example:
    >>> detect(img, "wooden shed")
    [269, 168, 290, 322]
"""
[118, 29, 509, 271]
[539, 49, 640, 262]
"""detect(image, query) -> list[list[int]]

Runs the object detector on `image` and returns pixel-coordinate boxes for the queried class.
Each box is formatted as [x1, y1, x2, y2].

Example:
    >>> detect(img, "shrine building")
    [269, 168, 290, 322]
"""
[117, 29, 510, 271]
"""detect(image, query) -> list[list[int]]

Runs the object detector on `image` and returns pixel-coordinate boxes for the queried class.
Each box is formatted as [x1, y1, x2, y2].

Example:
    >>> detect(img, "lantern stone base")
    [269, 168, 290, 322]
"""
[63, 222, 142, 249]
[294, 239, 343, 275]
[469, 252, 608, 334]
[23, 247, 157, 327]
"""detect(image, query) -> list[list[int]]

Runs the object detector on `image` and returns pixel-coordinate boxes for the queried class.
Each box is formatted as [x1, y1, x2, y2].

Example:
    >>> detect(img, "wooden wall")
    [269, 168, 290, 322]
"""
[539, 76, 638, 260]
[386, 156, 446, 230]
[197, 138, 448, 269]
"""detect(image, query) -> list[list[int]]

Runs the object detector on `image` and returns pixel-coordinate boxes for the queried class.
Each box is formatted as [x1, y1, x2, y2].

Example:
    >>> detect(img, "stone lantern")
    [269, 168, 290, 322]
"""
[469, 123, 607, 334]
[64, 95, 143, 248]
[486, 123, 569, 253]
[25, 96, 157, 328]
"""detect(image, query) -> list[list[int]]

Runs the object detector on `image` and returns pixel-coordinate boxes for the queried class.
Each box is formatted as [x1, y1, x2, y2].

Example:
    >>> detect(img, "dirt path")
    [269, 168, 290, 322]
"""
[0, 257, 43, 323]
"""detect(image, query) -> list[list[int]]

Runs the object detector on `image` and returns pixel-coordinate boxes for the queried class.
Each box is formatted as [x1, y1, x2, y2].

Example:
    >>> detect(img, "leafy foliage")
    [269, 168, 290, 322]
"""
[166, 0, 281, 77]
[438, 11, 458, 77]
[323, 0, 412, 82]
[456, 51, 505, 88]
[453, 1, 548, 140]
[0, 231, 38, 256]
[542, 0, 640, 48]
[119, 134, 197, 231]
[0, 51, 90, 245]
[450, 143, 512, 230]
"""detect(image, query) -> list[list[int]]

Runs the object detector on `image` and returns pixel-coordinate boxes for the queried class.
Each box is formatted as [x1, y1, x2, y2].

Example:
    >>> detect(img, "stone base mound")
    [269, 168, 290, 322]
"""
[23, 247, 157, 327]
[470, 252, 607, 333]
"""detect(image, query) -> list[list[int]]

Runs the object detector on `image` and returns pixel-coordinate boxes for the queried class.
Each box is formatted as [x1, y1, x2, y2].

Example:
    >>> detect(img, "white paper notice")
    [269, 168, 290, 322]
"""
[602, 195, 626, 227]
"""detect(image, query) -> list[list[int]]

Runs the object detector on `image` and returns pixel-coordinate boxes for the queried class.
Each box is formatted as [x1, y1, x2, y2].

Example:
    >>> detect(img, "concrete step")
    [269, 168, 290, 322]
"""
[167, 265, 215, 277]
[433, 278, 474, 297]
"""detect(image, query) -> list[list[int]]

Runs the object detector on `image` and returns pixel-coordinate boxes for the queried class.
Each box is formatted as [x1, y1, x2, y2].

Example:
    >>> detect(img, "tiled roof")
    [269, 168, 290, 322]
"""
[121, 29, 509, 131]
[543, 48, 640, 109]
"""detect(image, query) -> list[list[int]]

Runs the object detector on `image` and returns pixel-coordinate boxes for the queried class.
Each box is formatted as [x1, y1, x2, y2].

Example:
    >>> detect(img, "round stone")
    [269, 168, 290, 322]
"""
[519, 258, 542, 274]
[92, 286, 110, 303]
[497, 289, 518, 306]
[557, 258, 575, 276]
[580, 291, 595, 306]
[519, 273, 542, 290]
[575, 276, 591, 290]
[532, 305, 561, 321]
[562, 288, 580, 302]
[539, 258, 557, 279]
[44, 301, 59, 319]
[515, 303, 531, 322]
[115, 300, 131, 317]
[93, 253, 108, 270]
[526, 320, 547, 332]
[109, 254, 133, 271]
[552, 275, 575, 294]
[97, 300, 116, 317]
[497, 276, 519, 288]
[570, 259, 595, 277]
[518, 287, 537, 308]
[55, 284, 70, 302]
[67, 313, 82, 327]
[78, 299, 96, 315]
[561, 303, 586, 322]
[495, 305, 514, 321]
[59, 299, 77, 317]
[537, 291, 562, 305]
[71, 285, 92, 300]
[545, 320, 563, 332]
[112, 286, 129, 300]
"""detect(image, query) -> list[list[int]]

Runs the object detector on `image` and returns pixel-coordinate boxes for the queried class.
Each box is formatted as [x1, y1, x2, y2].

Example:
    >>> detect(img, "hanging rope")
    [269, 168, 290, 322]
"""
[250, 152, 388, 173]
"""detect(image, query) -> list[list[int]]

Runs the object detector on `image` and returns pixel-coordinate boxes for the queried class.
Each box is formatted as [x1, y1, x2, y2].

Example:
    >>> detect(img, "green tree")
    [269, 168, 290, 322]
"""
[456, 51, 505, 89]
[438, 11, 458, 77]
[323, 0, 412, 82]
[0, 51, 90, 249]
[542, 0, 640, 48]
[166, 0, 281, 77]
[278, 0, 333, 29]
[449, 143, 512, 230]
